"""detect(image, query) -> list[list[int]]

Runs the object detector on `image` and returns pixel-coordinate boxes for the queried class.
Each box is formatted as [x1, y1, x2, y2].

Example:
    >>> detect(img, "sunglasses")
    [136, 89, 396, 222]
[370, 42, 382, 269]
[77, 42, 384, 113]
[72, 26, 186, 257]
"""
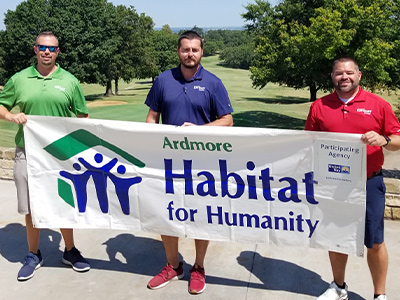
[36, 45, 58, 52]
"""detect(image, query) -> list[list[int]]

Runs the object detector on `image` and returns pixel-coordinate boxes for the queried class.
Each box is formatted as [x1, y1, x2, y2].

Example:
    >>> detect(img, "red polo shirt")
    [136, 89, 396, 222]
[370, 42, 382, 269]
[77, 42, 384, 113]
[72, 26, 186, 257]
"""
[305, 87, 400, 177]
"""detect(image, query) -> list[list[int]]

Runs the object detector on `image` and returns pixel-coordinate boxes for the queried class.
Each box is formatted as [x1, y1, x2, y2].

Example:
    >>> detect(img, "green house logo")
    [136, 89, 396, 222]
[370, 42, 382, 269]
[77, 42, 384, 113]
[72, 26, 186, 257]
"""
[44, 129, 145, 215]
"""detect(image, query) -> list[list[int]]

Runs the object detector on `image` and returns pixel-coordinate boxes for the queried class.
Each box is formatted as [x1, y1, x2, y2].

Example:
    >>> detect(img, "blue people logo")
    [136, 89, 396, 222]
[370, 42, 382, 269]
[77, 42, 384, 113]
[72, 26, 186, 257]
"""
[43, 129, 145, 215]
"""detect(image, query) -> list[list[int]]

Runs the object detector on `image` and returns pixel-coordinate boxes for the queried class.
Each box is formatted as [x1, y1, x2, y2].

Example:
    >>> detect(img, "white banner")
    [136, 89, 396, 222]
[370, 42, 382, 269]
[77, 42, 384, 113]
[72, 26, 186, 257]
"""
[24, 116, 366, 256]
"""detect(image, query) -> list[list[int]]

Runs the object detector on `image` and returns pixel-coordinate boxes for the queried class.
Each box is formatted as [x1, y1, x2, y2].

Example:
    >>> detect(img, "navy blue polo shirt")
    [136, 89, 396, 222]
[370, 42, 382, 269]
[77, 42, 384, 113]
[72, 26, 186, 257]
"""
[145, 64, 233, 126]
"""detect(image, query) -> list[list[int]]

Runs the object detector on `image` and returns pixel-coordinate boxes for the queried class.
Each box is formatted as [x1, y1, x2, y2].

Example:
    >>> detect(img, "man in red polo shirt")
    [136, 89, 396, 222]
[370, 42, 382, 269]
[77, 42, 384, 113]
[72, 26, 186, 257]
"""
[305, 56, 400, 300]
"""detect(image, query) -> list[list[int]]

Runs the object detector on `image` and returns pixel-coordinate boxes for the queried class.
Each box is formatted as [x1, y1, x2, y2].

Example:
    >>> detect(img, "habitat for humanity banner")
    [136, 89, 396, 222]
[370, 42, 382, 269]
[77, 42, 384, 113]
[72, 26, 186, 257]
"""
[24, 116, 367, 256]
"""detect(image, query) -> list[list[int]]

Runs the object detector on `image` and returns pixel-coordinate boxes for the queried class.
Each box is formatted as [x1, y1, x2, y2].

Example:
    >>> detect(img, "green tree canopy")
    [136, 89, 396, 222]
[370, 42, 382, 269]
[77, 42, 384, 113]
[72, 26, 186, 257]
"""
[141, 25, 179, 82]
[190, 25, 204, 37]
[1, 0, 51, 81]
[105, 6, 154, 95]
[219, 44, 255, 69]
[204, 29, 253, 58]
[243, 0, 400, 101]
[0, 0, 154, 95]
[0, 31, 6, 83]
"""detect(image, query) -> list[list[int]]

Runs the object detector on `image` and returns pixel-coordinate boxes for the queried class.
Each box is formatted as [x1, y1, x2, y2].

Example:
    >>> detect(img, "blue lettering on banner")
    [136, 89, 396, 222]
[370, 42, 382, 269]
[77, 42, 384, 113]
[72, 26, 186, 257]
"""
[164, 159, 319, 205]
[165, 200, 319, 238]
[206, 206, 319, 238]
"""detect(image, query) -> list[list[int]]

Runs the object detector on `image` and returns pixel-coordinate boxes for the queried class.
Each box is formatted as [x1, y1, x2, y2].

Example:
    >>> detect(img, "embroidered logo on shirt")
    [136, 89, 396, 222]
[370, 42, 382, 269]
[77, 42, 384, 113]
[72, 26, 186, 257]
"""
[194, 86, 205, 92]
[357, 108, 372, 115]
[55, 85, 66, 92]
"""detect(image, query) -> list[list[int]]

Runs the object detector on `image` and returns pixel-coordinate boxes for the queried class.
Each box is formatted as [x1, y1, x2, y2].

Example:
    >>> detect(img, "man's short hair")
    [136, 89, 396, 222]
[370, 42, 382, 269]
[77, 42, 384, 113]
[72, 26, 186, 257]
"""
[332, 56, 359, 73]
[35, 31, 59, 46]
[178, 30, 203, 49]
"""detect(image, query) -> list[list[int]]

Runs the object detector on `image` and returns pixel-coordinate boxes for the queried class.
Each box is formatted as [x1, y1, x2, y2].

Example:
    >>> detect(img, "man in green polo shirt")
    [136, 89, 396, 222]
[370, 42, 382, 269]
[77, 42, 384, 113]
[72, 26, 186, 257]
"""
[0, 31, 91, 281]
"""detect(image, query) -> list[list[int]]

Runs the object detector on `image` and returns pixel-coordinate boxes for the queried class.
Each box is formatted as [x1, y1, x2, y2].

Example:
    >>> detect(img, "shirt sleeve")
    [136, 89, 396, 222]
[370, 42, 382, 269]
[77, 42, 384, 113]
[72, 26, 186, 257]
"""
[211, 80, 233, 117]
[144, 77, 162, 112]
[304, 102, 320, 131]
[70, 79, 89, 115]
[0, 78, 16, 111]
[382, 101, 400, 136]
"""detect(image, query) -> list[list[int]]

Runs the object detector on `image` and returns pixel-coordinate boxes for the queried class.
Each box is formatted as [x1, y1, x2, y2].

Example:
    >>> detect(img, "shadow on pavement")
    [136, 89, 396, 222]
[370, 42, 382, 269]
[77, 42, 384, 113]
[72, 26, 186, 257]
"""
[0, 223, 63, 265]
[236, 251, 365, 299]
[0, 227, 254, 289]
[99, 233, 261, 290]
[0, 225, 368, 297]
[0, 225, 167, 274]
[382, 169, 400, 179]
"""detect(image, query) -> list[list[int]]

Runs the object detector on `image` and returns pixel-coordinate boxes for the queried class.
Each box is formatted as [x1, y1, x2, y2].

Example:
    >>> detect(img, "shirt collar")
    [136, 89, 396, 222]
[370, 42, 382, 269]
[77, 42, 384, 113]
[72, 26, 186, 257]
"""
[334, 86, 365, 104]
[176, 64, 204, 82]
[27, 63, 63, 79]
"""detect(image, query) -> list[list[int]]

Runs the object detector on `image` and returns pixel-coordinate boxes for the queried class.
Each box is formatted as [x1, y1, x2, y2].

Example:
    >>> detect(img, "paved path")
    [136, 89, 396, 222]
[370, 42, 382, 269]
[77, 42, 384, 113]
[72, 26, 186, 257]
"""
[1, 179, 399, 300]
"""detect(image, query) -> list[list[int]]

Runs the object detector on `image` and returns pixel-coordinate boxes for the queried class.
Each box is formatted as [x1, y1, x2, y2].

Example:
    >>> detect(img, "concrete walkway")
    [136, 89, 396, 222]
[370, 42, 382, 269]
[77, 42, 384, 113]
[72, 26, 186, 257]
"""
[1, 179, 399, 300]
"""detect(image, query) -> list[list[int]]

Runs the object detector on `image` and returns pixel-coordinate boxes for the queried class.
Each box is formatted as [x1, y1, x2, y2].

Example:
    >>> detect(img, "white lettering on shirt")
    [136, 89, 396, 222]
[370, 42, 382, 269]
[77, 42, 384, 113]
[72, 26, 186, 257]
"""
[54, 85, 66, 92]
[357, 108, 372, 115]
[194, 86, 205, 92]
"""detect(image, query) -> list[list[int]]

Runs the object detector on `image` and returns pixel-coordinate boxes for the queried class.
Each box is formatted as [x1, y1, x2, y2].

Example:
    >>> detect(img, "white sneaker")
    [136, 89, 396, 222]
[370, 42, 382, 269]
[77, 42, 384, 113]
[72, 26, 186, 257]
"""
[317, 281, 348, 300]
[374, 295, 387, 300]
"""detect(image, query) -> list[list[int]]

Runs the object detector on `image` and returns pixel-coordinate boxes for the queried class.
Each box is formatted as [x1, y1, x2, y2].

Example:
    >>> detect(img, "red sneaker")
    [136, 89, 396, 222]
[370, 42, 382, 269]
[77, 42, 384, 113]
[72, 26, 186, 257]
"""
[147, 262, 184, 289]
[189, 265, 206, 294]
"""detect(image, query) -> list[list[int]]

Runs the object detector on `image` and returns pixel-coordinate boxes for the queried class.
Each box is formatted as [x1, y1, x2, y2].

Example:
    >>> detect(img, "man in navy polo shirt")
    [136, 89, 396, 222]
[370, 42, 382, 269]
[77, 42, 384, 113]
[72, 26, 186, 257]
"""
[145, 30, 233, 294]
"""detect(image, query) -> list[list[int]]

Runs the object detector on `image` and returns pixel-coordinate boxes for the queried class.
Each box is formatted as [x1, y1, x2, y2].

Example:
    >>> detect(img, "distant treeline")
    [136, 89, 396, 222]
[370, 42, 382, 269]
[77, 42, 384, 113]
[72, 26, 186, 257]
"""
[0, 0, 252, 96]
[187, 26, 255, 70]
[155, 26, 245, 33]
[3, 0, 400, 110]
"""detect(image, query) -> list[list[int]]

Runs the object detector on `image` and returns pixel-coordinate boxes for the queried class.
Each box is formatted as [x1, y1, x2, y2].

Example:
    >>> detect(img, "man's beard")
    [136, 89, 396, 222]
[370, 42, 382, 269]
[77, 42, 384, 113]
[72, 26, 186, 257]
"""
[181, 58, 200, 69]
[336, 81, 357, 93]
[182, 63, 198, 69]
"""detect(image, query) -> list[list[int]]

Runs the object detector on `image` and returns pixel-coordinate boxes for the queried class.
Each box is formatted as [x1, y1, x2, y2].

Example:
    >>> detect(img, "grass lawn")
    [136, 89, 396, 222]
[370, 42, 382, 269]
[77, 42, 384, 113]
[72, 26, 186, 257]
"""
[1, 55, 399, 147]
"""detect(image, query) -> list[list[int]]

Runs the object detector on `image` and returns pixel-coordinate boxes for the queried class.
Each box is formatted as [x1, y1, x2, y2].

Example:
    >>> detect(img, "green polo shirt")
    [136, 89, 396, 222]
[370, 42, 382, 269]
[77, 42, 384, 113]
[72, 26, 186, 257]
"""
[0, 64, 89, 148]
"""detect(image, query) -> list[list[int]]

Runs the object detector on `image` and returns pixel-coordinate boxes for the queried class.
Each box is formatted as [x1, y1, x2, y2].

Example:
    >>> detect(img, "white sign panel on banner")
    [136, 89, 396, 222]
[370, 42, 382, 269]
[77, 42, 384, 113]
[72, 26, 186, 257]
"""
[24, 116, 367, 256]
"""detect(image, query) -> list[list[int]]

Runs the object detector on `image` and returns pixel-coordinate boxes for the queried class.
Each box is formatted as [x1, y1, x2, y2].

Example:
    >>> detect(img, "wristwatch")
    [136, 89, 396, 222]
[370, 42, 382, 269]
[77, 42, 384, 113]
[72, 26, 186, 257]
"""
[383, 135, 391, 147]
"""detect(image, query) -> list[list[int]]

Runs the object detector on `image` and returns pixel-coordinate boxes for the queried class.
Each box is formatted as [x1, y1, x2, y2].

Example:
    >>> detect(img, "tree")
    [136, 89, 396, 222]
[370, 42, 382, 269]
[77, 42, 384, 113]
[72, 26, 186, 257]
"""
[219, 44, 255, 69]
[395, 101, 400, 121]
[203, 30, 251, 57]
[2, 0, 52, 79]
[141, 25, 179, 82]
[106, 6, 154, 95]
[2, 0, 114, 84]
[1, 0, 153, 95]
[191, 25, 204, 37]
[0, 31, 7, 85]
[203, 40, 221, 57]
[243, 0, 400, 101]
[213, 30, 255, 69]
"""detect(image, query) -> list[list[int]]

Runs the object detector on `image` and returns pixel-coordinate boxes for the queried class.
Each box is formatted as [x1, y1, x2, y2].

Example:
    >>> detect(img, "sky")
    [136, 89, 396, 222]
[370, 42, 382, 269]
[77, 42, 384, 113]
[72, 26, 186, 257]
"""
[0, 0, 280, 30]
